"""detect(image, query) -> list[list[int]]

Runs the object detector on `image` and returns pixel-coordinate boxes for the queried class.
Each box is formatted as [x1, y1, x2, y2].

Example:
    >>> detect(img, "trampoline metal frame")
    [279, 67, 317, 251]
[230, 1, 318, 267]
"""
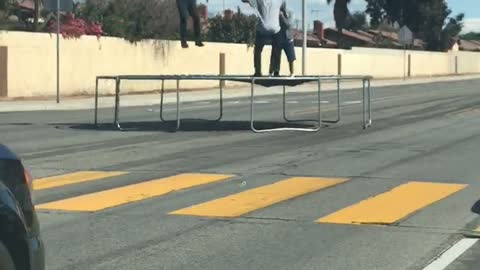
[94, 75, 372, 133]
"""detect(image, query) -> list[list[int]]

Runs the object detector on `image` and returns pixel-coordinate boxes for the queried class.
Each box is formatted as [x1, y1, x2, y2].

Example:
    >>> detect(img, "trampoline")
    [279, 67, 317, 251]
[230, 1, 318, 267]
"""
[94, 75, 373, 133]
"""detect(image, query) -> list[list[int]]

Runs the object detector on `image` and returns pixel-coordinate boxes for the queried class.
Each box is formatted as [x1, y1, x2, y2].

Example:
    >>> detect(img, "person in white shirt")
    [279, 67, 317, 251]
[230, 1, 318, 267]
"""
[241, 0, 285, 76]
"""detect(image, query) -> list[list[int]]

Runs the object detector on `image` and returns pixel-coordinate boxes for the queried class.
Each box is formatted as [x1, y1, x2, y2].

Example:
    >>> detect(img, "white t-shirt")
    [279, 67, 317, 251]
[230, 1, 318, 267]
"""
[247, 0, 284, 34]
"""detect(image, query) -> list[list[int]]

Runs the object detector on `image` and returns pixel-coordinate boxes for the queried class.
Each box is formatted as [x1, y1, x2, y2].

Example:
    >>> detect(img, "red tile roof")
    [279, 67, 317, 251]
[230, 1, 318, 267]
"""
[16, 0, 35, 10]
[459, 40, 480, 51]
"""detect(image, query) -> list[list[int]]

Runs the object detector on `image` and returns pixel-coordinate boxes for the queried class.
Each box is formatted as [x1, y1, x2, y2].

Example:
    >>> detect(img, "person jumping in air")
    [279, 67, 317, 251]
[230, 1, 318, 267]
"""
[276, 1, 296, 76]
[241, 0, 285, 77]
[176, 0, 205, 48]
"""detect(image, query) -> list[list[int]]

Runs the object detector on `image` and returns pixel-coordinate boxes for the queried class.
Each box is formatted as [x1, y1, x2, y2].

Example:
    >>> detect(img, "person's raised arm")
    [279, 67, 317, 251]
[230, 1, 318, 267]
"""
[280, 4, 293, 29]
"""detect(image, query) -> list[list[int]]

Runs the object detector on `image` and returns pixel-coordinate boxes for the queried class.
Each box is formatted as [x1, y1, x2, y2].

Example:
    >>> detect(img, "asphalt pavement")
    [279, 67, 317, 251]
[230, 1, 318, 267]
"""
[2, 78, 480, 270]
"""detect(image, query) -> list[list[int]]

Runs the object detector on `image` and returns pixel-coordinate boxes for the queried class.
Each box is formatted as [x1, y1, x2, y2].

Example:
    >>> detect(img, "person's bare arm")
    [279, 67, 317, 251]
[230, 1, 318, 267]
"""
[280, 10, 293, 29]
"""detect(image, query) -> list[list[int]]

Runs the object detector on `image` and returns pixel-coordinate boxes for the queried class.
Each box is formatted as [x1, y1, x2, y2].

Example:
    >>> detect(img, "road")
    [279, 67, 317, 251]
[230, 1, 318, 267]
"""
[2, 78, 480, 270]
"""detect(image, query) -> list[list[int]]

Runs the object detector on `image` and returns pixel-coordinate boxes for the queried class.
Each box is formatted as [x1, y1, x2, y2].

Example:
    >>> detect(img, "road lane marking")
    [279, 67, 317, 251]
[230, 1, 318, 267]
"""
[316, 181, 467, 225]
[34, 171, 128, 191]
[170, 177, 347, 218]
[36, 173, 234, 212]
[422, 238, 478, 270]
[343, 101, 362, 105]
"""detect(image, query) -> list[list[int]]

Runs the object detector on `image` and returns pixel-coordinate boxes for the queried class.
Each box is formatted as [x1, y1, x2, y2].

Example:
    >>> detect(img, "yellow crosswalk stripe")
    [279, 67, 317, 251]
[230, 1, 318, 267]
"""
[316, 181, 467, 225]
[34, 171, 128, 191]
[170, 177, 347, 218]
[36, 173, 234, 212]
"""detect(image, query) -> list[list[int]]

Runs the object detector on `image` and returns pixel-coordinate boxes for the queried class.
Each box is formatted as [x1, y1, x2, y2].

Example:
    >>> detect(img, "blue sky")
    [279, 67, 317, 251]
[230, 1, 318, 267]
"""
[200, 0, 480, 33]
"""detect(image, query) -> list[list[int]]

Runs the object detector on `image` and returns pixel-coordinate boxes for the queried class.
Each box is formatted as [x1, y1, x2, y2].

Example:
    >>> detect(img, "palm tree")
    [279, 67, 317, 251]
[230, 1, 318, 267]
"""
[326, 0, 351, 48]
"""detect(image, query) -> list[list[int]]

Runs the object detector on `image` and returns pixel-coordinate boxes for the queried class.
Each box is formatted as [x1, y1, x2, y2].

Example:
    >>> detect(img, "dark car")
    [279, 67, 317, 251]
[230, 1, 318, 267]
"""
[0, 144, 44, 270]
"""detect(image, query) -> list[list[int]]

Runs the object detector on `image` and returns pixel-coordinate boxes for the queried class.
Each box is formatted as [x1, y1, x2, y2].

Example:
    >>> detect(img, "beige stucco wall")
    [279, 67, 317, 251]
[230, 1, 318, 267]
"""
[1, 31, 480, 98]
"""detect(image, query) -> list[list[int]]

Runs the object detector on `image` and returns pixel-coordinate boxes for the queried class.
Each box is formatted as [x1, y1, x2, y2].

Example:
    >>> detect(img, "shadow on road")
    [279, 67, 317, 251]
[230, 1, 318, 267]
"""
[50, 120, 318, 132]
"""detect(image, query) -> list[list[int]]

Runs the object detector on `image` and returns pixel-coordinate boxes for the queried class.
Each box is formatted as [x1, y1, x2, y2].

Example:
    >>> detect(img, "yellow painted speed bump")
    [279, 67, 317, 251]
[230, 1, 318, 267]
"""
[34, 171, 128, 190]
[317, 181, 467, 225]
[170, 177, 347, 218]
[36, 173, 234, 212]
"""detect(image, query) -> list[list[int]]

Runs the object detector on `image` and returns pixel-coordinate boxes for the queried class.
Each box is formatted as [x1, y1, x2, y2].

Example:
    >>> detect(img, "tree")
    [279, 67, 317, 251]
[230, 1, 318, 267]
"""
[326, 0, 351, 48]
[346, 11, 368, 31]
[365, 0, 422, 33]
[206, 7, 256, 45]
[365, 0, 384, 28]
[77, 0, 180, 43]
[439, 13, 464, 51]
[461, 32, 480, 40]
[0, 0, 30, 30]
[364, 0, 464, 51]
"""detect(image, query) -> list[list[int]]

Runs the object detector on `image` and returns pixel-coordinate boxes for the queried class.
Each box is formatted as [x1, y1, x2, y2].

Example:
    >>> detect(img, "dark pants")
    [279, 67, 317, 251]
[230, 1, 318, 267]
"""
[176, 0, 201, 43]
[271, 39, 296, 71]
[254, 31, 282, 76]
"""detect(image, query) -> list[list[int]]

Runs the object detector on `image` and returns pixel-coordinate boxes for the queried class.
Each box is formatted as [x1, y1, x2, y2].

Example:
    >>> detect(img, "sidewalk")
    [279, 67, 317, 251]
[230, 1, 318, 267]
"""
[1, 74, 479, 113]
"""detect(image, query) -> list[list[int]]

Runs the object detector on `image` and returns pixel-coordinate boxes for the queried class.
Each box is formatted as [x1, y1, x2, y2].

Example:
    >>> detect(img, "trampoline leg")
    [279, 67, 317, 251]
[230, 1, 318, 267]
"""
[250, 80, 257, 133]
[337, 79, 341, 122]
[367, 79, 372, 127]
[251, 79, 321, 133]
[282, 83, 317, 124]
[160, 79, 166, 122]
[322, 79, 341, 124]
[362, 79, 367, 129]
[94, 78, 99, 128]
[114, 78, 123, 131]
[317, 79, 322, 130]
[176, 79, 181, 130]
[282, 84, 297, 122]
[215, 80, 224, 121]
[283, 85, 289, 122]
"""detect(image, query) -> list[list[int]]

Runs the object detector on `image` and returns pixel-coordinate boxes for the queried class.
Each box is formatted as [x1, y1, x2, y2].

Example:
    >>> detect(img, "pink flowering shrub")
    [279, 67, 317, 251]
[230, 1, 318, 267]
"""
[48, 13, 103, 39]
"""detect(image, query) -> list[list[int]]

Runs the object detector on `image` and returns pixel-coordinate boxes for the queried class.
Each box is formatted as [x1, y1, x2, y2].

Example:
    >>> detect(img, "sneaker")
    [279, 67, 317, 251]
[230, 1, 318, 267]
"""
[181, 41, 189, 48]
[195, 40, 204, 47]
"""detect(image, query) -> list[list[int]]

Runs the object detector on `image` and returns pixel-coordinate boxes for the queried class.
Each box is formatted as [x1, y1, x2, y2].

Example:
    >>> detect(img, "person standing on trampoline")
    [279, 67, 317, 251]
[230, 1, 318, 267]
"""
[241, 0, 285, 77]
[271, 1, 296, 77]
[176, 0, 205, 48]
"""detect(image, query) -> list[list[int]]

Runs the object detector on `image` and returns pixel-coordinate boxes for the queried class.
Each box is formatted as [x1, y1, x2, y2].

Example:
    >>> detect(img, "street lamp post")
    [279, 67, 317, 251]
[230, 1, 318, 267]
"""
[56, 0, 60, 103]
[302, 0, 307, 75]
